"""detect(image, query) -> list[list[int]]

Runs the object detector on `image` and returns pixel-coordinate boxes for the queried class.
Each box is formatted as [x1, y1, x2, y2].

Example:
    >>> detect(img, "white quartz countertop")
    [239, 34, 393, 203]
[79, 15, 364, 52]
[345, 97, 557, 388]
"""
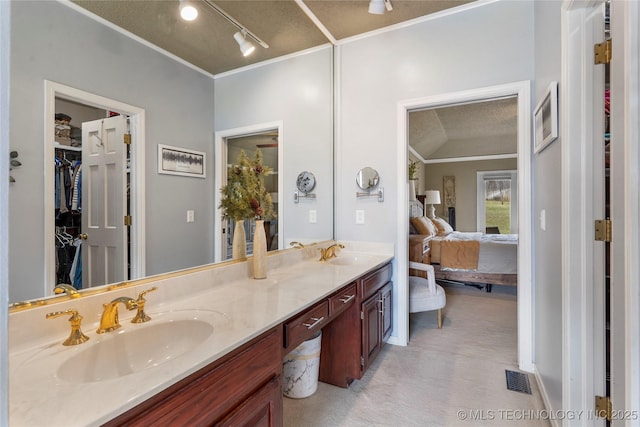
[9, 242, 393, 426]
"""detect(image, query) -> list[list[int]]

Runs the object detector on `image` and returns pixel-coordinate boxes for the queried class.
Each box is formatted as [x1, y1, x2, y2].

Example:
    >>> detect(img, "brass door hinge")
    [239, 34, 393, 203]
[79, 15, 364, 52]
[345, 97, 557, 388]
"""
[594, 39, 612, 64]
[595, 395, 612, 421]
[123, 134, 132, 145]
[595, 219, 612, 242]
[124, 215, 132, 226]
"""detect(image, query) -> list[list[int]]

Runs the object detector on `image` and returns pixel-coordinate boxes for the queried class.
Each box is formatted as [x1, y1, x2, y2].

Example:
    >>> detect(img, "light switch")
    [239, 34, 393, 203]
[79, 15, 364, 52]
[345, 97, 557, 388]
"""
[309, 210, 317, 223]
[540, 209, 546, 231]
[187, 209, 195, 223]
[356, 210, 365, 224]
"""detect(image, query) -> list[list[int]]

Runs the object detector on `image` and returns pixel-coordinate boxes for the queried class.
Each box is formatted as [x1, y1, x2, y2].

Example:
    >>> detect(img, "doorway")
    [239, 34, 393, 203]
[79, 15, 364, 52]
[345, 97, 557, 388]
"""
[44, 81, 146, 297]
[397, 81, 533, 370]
[214, 121, 284, 263]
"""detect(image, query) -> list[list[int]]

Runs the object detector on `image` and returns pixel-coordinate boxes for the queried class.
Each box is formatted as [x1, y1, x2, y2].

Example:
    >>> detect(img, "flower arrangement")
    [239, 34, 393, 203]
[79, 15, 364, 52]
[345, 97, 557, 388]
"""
[219, 149, 276, 221]
[408, 160, 418, 180]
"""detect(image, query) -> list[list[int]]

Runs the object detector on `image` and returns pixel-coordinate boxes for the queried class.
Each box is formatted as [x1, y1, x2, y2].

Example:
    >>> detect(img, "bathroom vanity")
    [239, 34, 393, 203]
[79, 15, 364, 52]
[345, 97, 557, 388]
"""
[9, 242, 393, 426]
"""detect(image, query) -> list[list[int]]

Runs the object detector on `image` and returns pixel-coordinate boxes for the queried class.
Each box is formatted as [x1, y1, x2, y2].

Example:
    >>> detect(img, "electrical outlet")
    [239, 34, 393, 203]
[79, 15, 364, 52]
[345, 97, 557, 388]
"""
[355, 210, 365, 224]
[187, 210, 195, 223]
[309, 210, 317, 223]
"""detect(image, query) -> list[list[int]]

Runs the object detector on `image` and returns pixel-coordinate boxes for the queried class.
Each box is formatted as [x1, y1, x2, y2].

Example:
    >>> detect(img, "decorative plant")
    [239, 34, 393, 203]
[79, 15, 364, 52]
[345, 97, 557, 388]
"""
[219, 149, 276, 221]
[408, 160, 418, 181]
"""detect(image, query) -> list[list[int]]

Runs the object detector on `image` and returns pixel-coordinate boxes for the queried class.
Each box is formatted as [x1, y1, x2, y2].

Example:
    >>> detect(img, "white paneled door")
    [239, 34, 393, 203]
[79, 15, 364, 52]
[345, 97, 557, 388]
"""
[81, 116, 128, 288]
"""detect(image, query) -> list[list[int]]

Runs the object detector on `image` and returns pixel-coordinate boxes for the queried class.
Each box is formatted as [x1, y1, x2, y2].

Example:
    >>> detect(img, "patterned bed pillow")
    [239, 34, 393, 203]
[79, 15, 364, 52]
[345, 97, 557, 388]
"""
[410, 216, 437, 237]
[431, 217, 454, 236]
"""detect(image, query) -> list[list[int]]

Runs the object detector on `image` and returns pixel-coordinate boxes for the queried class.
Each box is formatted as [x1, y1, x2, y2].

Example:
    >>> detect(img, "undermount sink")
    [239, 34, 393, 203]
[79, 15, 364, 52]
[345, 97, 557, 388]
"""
[57, 318, 214, 383]
[328, 254, 374, 266]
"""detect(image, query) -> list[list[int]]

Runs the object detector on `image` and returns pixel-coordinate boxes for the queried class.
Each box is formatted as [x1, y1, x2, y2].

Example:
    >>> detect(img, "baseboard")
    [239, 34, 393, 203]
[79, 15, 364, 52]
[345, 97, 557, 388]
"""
[533, 364, 561, 427]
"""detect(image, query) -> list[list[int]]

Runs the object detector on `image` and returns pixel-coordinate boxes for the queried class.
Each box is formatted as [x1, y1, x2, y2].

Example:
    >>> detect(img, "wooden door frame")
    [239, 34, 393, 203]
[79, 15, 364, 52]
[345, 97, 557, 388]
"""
[44, 81, 146, 295]
[396, 81, 533, 366]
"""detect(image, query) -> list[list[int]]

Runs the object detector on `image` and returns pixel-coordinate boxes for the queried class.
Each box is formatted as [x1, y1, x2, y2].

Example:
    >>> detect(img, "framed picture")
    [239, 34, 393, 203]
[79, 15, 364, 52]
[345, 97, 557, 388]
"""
[534, 81, 559, 154]
[158, 144, 206, 178]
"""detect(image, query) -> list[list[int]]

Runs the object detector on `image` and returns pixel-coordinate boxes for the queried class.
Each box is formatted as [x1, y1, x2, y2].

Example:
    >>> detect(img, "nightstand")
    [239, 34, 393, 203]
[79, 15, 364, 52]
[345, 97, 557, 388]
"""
[409, 234, 431, 278]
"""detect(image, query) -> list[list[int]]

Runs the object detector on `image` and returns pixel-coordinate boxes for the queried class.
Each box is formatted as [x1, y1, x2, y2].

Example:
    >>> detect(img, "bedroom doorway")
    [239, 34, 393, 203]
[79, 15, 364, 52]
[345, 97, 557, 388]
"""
[398, 81, 533, 371]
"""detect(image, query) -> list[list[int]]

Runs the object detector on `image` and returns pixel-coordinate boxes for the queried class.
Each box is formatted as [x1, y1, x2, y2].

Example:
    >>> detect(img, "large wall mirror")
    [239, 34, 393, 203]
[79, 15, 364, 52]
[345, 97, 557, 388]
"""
[8, 1, 334, 305]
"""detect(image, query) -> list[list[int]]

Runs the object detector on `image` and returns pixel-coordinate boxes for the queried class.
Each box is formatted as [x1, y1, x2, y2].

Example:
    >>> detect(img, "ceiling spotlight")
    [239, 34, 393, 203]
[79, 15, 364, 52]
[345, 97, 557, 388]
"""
[234, 31, 256, 57]
[368, 0, 392, 14]
[368, 0, 385, 14]
[179, 0, 198, 21]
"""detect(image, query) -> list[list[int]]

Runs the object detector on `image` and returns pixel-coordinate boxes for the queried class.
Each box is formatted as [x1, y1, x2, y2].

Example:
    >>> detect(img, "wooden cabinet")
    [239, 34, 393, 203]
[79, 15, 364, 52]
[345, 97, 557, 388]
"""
[409, 234, 431, 278]
[358, 263, 393, 374]
[102, 327, 283, 427]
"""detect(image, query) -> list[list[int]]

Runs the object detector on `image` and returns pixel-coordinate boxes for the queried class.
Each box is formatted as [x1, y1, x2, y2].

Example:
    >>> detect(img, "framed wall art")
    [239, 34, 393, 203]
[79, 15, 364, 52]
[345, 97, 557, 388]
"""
[158, 144, 206, 178]
[534, 81, 559, 154]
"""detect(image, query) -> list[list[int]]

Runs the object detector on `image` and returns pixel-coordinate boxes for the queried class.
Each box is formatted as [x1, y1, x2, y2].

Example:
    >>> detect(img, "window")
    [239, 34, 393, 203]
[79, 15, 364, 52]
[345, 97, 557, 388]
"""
[476, 170, 517, 234]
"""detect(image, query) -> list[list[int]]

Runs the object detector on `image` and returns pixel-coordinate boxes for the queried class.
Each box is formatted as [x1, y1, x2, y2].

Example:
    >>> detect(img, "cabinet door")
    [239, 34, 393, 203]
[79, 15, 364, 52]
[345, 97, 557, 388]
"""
[218, 375, 282, 427]
[381, 281, 393, 342]
[361, 294, 382, 372]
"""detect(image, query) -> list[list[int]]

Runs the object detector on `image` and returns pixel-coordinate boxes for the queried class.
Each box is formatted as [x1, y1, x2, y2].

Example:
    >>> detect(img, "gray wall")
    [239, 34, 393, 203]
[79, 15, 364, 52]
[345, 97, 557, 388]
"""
[9, 1, 215, 302]
[533, 0, 563, 414]
[214, 47, 334, 245]
[424, 158, 518, 232]
[334, 0, 534, 338]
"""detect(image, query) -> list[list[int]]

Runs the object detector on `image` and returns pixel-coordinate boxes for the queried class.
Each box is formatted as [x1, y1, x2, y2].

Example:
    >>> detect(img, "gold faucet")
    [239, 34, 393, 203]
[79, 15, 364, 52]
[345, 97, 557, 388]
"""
[46, 309, 90, 346]
[318, 243, 345, 261]
[53, 283, 80, 298]
[290, 241, 305, 248]
[131, 287, 158, 323]
[96, 297, 138, 334]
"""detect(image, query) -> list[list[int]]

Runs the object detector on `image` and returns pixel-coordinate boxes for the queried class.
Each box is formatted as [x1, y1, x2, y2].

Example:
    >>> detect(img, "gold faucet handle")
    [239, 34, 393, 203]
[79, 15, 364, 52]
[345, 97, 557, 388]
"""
[54, 284, 80, 298]
[46, 309, 90, 346]
[132, 286, 157, 324]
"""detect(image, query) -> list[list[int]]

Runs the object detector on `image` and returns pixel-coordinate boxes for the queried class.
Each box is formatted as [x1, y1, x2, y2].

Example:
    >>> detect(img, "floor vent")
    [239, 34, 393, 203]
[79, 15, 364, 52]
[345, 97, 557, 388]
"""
[505, 370, 532, 394]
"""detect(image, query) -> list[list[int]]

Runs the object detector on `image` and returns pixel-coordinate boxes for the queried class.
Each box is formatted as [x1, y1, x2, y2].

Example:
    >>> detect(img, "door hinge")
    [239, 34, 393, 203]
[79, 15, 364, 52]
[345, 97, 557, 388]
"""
[360, 356, 365, 368]
[595, 219, 612, 242]
[595, 395, 612, 421]
[594, 39, 612, 64]
[123, 134, 132, 145]
[124, 215, 132, 226]
[361, 311, 364, 320]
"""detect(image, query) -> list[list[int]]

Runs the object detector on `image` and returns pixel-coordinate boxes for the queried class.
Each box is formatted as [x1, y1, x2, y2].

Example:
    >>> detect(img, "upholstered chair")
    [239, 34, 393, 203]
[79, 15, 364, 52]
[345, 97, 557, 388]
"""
[409, 261, 446, 328]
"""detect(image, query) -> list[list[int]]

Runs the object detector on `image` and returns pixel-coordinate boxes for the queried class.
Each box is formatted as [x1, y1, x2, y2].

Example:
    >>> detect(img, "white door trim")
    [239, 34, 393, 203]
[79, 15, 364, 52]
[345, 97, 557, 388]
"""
[213, 121, 284, 263]
[396, 81, 533, 368]
[560, 1, 606, 424]
[610, 0, 640, 422]
[44, 81, 146, 295]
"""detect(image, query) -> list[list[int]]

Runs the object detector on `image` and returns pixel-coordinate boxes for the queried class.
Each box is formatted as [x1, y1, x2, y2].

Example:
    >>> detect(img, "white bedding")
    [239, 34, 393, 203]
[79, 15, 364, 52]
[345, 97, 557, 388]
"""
[430, 231, 518, 274]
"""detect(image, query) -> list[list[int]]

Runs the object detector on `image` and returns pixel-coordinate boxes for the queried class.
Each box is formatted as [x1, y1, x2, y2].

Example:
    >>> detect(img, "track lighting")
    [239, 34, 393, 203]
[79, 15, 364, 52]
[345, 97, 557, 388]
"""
[179, 0, 198, 21]
[368, 0, 393, 14]
[178, 0, 268, 57]
[233, 31, 256, 57]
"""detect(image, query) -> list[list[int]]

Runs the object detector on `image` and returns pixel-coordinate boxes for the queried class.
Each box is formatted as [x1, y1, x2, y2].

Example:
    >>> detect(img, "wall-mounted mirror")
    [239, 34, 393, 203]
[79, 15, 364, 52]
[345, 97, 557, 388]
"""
[356, 167, 380, 191]
[8, 1, 334, 305]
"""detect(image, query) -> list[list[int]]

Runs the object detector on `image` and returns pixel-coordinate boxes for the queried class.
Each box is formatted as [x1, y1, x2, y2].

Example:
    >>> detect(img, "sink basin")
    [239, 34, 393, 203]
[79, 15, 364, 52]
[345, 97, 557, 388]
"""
[57, 318, 213, 383]
[328, 254, 374, 266]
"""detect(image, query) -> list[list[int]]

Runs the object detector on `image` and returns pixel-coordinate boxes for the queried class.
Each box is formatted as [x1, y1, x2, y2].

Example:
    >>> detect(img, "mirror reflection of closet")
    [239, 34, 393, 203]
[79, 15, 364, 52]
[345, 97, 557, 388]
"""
[53, 98, 130, 291]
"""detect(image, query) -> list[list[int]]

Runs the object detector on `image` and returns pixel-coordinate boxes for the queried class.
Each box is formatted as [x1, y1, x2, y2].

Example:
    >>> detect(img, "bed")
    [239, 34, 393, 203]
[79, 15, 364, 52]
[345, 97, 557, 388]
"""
[410, 215, 518, 291]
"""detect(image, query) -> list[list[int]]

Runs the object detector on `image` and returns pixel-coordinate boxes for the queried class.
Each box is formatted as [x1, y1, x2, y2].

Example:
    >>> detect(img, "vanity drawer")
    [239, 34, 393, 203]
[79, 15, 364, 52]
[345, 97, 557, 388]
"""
[284, 300, 329, 351]
[360, 263, 392, 301]
[328, 283, 357, 317]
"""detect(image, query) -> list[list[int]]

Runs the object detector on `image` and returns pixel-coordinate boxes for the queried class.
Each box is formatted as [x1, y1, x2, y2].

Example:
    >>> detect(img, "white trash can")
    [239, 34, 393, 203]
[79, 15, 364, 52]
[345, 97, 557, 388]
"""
[282, 331, 322, 398]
